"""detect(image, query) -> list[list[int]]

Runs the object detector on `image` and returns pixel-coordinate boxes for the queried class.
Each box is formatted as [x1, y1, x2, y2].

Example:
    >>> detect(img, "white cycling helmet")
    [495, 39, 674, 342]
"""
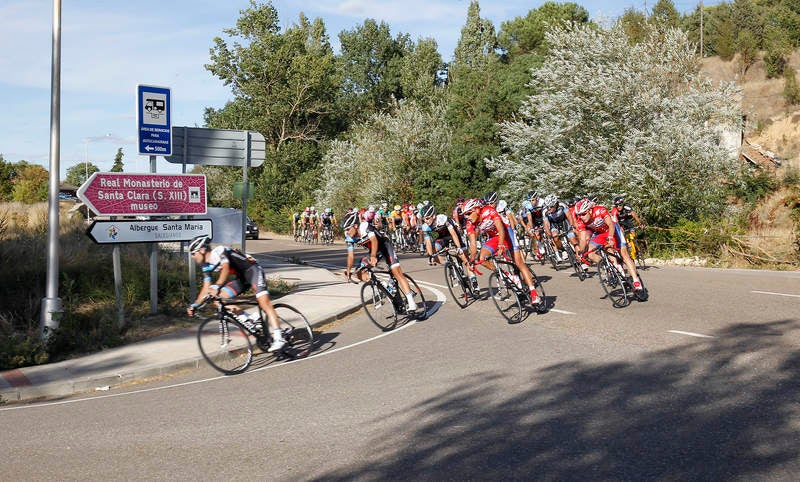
[461, 198, 482, 214]
[435, 213, 448, 226]
[189, 235, 211, 253]
[496, 199, 508, 213]
[575, 198, 594, 215]
[544, 194, 558, 208]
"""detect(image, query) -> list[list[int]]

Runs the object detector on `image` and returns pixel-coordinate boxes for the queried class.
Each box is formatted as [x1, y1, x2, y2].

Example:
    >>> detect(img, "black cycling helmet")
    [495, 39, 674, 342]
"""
[527, 190, 538, 200]
[189, 235, 211, 253]
[420, 204, 435, 218]
[342, 212, 359, 229]
[484, 191, 498, 204]
[613, 195, 625, 206]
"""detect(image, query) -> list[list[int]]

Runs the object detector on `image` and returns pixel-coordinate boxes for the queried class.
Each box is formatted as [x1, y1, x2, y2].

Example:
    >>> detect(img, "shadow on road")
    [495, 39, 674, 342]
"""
[307, 319, 800, 480]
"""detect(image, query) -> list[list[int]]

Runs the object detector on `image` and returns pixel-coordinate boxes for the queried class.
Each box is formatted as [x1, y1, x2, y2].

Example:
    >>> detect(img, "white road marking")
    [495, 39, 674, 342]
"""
[550, 309, 576, 315]
[751, 290, 800, 299]
[667, 330, 716, 339]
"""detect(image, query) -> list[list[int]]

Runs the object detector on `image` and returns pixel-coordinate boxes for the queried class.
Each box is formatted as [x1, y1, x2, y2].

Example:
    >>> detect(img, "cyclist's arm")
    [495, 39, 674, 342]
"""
[603, 215, 616, 247]
[494, 218, 507, 252]
[632, 210, 643, 227]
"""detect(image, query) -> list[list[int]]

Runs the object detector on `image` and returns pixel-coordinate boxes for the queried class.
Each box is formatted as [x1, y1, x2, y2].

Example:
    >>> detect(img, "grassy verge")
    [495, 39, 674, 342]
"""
[0, 202, 292, 371]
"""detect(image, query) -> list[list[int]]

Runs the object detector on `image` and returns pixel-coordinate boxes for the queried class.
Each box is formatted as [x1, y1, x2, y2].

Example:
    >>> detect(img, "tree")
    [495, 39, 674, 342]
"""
[650, 0, 681, 29]
[337, 19, 410, 120]
[488, 24, 742, 225]
[398, 37, 444, 105]
[619, 8, 649, 45]
[315, 100, 452, 213]
[205, 2, 339, 150]
[784, 67, 800, 104]
[498, 1, 589, 55]
[451, 1, 497, 74]
[65, 162, 99, 188]
[0, 155, 16, 201]
[736, 29, 759, 76]
[12, 163, 49, 203]
[110, 148, 124, 172]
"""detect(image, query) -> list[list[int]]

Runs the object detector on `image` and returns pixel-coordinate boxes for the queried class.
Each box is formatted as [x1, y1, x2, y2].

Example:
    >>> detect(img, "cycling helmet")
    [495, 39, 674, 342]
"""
[422, 200, 431, 207]
[342, 212, 359, 229]
[462, 198, 482, 214]
[544, 194, 558, 208]
[435, 213, 448, 226]
[381, 202, 388, 210]
[394, 205, 401, 211]
[326, 207, 332, 213]
[310, 206, 316, 212]
[456, 197, 465, 204]
[364, 206, 376, 222]
[527, 190, 538, 200]
[189, 235, 211, 253]
[613, 196, 625, 206]
[304, 207, 310, 213]
[484, 191, 498, 204]
[496, 199, 508, 213]
[420, 204, 435, 218]
[575, 199, 594, 215]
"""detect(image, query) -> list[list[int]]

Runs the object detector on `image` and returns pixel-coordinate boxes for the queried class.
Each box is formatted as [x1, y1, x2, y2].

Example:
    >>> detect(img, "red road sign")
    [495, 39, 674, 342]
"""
[77, 173, 207, 216]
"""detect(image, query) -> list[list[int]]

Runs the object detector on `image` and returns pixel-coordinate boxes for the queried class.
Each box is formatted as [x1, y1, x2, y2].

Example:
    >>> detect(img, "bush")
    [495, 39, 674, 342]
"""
[784, 67, 800, 105]
[764, 50, 787, 79]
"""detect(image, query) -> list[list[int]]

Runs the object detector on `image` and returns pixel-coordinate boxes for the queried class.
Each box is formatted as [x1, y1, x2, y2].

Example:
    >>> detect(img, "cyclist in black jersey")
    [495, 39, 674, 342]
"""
[186, 236, 286, 352]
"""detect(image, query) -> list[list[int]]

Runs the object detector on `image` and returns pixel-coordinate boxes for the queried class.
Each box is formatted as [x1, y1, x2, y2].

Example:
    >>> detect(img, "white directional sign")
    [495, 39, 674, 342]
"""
[86, 219, 212, 244]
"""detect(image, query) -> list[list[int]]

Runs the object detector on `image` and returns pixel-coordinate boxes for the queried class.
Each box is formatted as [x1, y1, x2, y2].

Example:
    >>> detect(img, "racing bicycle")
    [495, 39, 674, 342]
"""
[473, 252, 547, 324]
[584, 245, 649, 308]
[356, 265, 427, 331]
[437, 245, 481, 308]
[194, 295, 313, 374]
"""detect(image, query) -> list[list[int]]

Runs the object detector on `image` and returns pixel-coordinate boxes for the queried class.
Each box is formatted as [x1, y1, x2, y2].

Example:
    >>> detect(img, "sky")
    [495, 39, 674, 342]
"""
[1, 0, 707, 180]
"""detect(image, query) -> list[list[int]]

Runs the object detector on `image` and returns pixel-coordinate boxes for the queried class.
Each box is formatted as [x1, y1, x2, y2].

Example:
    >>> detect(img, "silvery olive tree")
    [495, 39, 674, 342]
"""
[488, 23, 742, 224]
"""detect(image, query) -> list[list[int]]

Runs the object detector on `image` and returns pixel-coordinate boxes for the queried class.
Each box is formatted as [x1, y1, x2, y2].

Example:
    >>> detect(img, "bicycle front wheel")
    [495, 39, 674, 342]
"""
[197, 317, 254, 375]
[361, 280, 399, 331]
[444, 261, 469, 308]
[488, 271, 523, 324]
[273, 303, 314, 359]
[597, 260, 630, 308]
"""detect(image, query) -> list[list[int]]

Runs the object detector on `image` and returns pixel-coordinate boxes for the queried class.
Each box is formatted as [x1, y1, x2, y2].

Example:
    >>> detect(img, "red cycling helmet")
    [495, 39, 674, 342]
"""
[575, 198, 594, 215]
[461, 198, 482, 214]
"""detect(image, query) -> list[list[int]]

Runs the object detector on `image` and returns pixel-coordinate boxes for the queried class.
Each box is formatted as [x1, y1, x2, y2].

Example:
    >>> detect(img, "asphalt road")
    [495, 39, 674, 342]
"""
[2, 236, 799, 480]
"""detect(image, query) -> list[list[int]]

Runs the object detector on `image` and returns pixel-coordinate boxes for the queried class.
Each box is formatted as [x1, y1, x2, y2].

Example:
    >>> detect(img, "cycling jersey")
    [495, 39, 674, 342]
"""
[545, 202, 572, 233]
[574, 205, 625, 249]
[358, 221, 400, 268]
[611, 205, 636, 230]
[466, 206, 511, 255]
[202, 246, 269, 297]
[321, 212, 333, 226]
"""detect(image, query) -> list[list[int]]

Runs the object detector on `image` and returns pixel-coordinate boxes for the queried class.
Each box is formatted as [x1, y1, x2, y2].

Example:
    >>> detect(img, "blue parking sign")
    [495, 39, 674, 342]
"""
[137, 85, 172, 156]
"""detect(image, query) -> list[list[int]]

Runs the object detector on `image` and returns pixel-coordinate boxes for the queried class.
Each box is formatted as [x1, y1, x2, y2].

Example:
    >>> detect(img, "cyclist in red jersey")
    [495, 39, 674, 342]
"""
[462, 198, 542, 305]
[573, 199, 643, 291]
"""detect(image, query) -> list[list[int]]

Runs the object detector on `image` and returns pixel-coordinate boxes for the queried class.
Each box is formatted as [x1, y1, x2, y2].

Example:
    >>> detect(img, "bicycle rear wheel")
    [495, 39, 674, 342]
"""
[597, 259, 630, 308]
[361, 280, 399, 331]
[488, 271, 523, 324]
[197, 317, 254, 374]
[273, 303, 314, 359]
[403, 274, 427, 320]
[565, 243, 586, 281]
[444, 261, 469, 308]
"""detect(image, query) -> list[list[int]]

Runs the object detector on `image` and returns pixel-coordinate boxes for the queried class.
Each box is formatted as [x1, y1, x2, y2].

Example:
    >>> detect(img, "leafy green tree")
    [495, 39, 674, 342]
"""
[399, 37, 444, 105]
[12, 163, 49, 203]
[205, 2, 338, 150]
[619, 8, 649, 45]
[730, 0, 765, 46]
[498, 1, 589, 55]
[65, 162, 99, 187]
[736, 29, 759, 76]
[110, 148, 124, 172]
[489, 24, 742, 225]
[784, 66, 800, 104]
[650, 0, 681, 29]
[451, 1, 496, 74]
[337, 19, 410, 120]
[204, 2, 340, 227]
[0, 154, 16, 201]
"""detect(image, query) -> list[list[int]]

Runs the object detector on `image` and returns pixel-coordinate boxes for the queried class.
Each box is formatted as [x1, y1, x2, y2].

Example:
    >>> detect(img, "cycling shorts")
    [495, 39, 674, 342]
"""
[434, 235, 453, 252]
[480, 235, 511, 256]
[589, 223, 626, 250]
[218, 265, 269, 298]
